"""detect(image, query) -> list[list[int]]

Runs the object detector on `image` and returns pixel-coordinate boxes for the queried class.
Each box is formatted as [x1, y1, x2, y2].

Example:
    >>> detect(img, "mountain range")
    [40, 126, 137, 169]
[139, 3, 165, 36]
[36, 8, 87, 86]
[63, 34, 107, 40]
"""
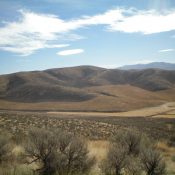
[0, 64, 175, 112]
[118, 62, 175, 70]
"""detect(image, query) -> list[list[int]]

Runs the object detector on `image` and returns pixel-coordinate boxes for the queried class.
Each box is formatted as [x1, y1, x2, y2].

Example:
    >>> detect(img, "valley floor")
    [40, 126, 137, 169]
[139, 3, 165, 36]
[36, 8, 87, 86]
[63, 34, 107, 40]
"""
[0, 102, 175, 174]
[1, 101, 175, 118]
[46, 102, 175, 118]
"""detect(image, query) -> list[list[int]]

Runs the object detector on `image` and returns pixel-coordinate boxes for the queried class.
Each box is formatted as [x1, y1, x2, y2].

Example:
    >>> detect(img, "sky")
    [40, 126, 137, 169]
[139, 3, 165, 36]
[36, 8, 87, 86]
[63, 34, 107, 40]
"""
[0, 0, 175, 74]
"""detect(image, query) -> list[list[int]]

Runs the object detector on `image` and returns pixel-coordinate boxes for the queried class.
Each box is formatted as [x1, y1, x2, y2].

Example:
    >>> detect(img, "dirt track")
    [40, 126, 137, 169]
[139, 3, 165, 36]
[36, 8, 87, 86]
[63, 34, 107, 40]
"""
[0, 102, 175, 118]
[46, 102, 175, 118]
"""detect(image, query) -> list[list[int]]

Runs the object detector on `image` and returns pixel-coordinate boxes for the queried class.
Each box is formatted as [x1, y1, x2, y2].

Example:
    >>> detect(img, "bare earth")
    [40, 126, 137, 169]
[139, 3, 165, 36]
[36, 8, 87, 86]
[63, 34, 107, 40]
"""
[47, 102, 175, 118]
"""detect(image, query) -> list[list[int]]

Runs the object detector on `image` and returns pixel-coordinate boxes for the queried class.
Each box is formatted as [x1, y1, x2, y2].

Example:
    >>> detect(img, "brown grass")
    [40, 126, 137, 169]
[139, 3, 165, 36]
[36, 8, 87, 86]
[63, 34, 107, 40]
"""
[157, 142, 175, 174]
[1, 85, 175, 112]
[0, 109, 175, 174]
[88, 140, 109, 162]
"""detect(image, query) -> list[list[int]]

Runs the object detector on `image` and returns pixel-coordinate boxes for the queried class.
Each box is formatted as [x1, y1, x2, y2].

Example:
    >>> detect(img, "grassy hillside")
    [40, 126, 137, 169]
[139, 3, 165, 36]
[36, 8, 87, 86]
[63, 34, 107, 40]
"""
[0, 85, 175, 112]
[0, 66, 175, 111]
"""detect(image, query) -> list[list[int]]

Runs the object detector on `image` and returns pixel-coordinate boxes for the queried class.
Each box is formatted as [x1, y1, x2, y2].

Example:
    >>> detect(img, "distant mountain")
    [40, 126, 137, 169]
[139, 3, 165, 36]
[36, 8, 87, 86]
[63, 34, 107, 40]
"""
[118, 62, 175, 70]
[0, 66, 175, 104]
[0, 65, 175, 112]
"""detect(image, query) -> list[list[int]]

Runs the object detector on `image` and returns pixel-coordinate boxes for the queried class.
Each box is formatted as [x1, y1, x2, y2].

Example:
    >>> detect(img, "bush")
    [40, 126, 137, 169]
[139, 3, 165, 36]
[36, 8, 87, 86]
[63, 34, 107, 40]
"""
[111, 129, 143, 156]
[0, 165, 34, 175]
[0, 133, 12, 165]
[141, 147, 166, 175]
[101, 143, 127, 175]
[168, 134, 175, 147]
[24, 128, 95, 175]
[171, 155, 175, 162]
[101, 129, 166, 175]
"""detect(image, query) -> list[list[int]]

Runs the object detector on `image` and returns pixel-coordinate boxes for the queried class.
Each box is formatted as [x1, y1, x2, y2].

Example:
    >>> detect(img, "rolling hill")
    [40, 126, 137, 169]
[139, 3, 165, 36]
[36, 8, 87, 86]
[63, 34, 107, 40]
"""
[0, 66, 175, 111]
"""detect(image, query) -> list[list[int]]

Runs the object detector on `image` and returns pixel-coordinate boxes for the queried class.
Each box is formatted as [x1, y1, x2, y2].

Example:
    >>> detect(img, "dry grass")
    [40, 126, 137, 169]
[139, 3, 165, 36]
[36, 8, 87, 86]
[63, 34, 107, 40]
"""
[1, 108, 175, 142]
[46, 101, 175, 118]
[1, 85, 175, 112]
[88, 141, 175, 175]
[0, 101, 175, 119]
[88, 140, 109, 162]
[0, 105, 175, 174]
[0, 111, 175, 174]
[157, 142, 175, 175]
[12, 145, 24, 156]
[157, 142, 175, 156]
[0, 112, 120, 140]
[88, 140, 109, 174]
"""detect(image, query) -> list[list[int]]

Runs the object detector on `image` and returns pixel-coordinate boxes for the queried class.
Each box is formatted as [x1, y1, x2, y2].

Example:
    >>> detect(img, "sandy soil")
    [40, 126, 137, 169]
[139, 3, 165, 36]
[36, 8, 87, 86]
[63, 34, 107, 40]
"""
[47, 102, 175, 118]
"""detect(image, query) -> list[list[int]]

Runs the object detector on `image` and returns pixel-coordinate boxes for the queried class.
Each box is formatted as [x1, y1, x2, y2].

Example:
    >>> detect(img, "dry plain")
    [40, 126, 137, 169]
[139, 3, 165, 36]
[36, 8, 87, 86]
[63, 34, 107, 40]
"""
[0, 102, 175, 174]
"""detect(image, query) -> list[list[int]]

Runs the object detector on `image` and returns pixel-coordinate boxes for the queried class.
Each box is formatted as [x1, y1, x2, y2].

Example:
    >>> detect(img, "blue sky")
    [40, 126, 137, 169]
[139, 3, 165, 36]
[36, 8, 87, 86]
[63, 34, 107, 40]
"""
[0, 0, 175, 74]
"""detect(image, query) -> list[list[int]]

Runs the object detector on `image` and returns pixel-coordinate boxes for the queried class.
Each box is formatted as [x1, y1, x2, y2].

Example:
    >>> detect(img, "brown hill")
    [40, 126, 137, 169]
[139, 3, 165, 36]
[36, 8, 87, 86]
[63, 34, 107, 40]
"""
[0, 66, 175, 112]
[0, 84, 174, 112]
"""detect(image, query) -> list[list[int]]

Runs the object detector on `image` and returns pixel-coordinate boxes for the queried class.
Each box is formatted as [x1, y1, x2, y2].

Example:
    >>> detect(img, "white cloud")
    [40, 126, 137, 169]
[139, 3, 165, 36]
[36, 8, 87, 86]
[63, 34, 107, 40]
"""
[0, 8, 175, 56]
[57, 49, 84, 56]
[0, 10, 73, 56]
[109, 10, 175, 34]
[158, 48, 174, 53]
[44, 44, 70, 48]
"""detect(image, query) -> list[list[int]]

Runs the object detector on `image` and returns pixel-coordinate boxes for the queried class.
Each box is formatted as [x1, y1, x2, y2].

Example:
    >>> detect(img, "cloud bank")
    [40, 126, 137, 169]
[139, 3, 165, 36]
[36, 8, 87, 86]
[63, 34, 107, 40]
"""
[0, 8, 175, 55]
